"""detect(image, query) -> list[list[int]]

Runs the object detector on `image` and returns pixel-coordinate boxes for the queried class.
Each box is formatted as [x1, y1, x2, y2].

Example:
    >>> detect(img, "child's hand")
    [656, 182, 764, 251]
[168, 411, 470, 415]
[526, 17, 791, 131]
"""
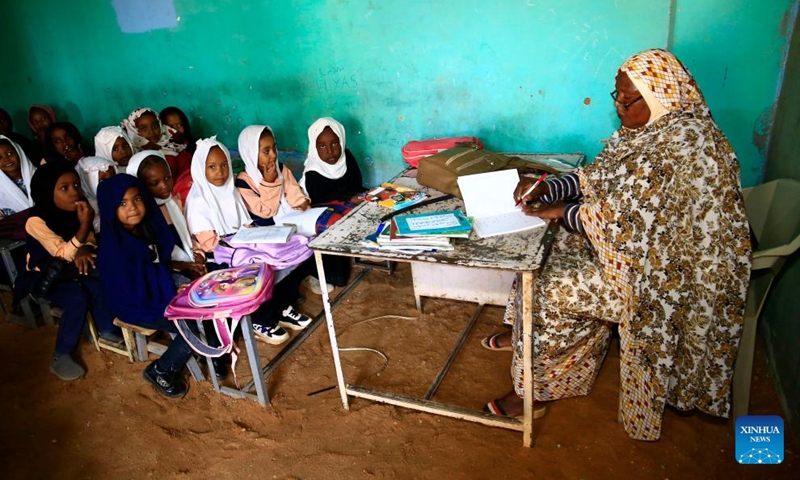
[75, 200, 95, 227]
[350, 195, 365, 205]
[177, 283, 189, 294]
[74, 246, 96, 275]
[259, 162, 278, 183]
[295, 200, 310, 211]
[174, 260, 207, 279]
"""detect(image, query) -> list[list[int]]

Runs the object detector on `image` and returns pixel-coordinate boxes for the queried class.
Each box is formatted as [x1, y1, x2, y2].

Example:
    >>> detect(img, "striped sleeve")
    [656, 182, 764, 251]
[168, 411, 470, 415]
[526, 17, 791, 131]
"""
[563, 203, 584, 233]
[539, 173, 582, 204]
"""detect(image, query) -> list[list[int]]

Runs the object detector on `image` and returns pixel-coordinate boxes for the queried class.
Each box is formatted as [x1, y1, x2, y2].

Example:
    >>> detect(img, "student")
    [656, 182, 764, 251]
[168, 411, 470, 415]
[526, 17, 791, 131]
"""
[44, 122, 87, 164]
[27, 105, 56, 162]
[0, 108, 37, 161]
[94, 126, 134, 173]
[159, 106, 197, 154]
[126, 150, 206, 278]
[235, 125, 334, 293]
[24, 162, 118, 381]
[122, 107, 191, 173]
[0, 136, 36, 219]
[122, 107, 192, 198]
[298, 117, 367, 287]
[185, 136, 313, 345]
[299, 117, 367, 206]
[97, 174, 197, 398]
[76, 156, 117, 232]
[235, 125, 310, 223]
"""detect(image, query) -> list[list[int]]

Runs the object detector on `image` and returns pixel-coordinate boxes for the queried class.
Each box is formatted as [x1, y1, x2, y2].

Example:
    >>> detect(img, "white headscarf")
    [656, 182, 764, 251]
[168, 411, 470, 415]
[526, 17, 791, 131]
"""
[0, 135, 36, 213]
[185, 136, 251, 236]
[121, 107, 180, 156]
[299, 117, 348, 191]
[128, 150, 194, 262]
[94, 126, 135, 170]
[238, 125, 281, 185]
[76, 156, 118, 232]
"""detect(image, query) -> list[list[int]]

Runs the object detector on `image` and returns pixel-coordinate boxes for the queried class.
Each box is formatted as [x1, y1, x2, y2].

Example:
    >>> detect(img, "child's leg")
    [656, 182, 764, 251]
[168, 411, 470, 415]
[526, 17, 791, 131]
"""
[132, 316, 195, 373]
[81, 277, 118, 335]
[321, 254, 350, 287]
[45, 281, 90, 355]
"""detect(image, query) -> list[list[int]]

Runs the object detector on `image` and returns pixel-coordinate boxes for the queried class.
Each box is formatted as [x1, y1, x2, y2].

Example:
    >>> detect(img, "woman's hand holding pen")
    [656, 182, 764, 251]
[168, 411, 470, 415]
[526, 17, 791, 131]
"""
[513, 175, 550, 205]
[522, 203, 565, 220]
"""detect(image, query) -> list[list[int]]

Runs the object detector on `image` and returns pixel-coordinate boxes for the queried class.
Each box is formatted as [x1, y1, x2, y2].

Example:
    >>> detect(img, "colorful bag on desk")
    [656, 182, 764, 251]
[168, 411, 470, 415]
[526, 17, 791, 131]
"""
[212, 233, 313, 269]
[401, 137, 484, 167]
[314, 200, 355, 234]
[417, 146, 514, 199]
[165, 263, 274, 359]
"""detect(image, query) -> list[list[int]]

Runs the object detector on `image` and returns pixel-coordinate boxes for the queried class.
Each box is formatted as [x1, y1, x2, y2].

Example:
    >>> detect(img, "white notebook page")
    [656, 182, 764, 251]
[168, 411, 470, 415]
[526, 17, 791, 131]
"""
[458, 169, 546, 238]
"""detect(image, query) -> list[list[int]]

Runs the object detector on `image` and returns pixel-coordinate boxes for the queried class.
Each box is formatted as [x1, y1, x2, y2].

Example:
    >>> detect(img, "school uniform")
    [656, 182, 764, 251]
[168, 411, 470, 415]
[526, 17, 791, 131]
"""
[96, 174, 194, 373]
[24, 162, 115, 356]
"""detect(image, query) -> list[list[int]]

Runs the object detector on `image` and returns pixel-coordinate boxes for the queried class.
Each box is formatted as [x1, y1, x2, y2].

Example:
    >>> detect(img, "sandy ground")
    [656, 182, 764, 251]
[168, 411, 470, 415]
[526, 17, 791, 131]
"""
[0, 262, 796, 479]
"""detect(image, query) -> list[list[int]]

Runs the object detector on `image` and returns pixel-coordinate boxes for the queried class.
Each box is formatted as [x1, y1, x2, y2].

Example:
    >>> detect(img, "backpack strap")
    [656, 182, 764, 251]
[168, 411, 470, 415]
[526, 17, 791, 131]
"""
[173, 316, 240, 358]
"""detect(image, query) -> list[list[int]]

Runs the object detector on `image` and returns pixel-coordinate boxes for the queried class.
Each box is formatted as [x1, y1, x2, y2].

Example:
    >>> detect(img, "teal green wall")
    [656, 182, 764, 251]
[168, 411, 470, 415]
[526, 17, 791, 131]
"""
[763, 2, 800, 448]
[0, 0, 794, 187]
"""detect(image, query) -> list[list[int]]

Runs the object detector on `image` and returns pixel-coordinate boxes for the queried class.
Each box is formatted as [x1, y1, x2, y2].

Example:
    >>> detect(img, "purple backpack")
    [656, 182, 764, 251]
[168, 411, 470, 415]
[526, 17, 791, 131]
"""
[213, 233, 313, 269]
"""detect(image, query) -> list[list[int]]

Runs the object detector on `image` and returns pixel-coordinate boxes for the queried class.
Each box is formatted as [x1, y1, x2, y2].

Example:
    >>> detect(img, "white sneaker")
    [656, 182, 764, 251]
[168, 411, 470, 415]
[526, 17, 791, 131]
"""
[303, 276, 334, 295]
[279, 305, 313, 331]
[252, 323, 289, 345]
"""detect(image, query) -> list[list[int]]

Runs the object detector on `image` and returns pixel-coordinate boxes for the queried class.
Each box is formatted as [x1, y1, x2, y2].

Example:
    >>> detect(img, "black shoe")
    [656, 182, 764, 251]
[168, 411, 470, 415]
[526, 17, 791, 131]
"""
[143, 362, 188, 399]
[212, 357, 229, 380]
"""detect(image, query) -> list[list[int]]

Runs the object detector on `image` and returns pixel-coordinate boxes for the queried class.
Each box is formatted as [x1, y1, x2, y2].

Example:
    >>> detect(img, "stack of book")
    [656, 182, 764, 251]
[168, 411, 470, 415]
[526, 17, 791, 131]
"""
[362, 183, 427, 210]
[362, 210, 472, 253]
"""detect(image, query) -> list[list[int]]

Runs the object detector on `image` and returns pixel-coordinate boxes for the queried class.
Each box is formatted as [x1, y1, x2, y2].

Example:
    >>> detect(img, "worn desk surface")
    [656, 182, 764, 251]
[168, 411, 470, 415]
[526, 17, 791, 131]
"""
[309, 169, 549, 272]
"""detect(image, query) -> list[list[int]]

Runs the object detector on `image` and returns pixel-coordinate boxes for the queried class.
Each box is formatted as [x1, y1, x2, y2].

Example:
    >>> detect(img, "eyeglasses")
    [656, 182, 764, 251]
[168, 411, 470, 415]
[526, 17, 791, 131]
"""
[610, 90, 643, 109]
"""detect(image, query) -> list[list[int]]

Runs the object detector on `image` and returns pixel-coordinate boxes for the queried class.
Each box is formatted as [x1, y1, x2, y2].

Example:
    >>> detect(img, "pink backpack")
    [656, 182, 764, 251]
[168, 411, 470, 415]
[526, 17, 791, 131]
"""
[401, 137, 484, 167]
[165, 263, 274, 360]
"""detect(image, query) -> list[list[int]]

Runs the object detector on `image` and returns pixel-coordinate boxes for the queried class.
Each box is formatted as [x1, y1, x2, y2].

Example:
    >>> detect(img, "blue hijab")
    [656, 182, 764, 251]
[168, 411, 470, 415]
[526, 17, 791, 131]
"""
[97, 174, 177, 323]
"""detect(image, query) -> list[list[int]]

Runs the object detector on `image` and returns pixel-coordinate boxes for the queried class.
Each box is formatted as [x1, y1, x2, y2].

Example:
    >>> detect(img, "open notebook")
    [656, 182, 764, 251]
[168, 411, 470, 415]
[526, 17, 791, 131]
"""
[457, 169, 546, 238]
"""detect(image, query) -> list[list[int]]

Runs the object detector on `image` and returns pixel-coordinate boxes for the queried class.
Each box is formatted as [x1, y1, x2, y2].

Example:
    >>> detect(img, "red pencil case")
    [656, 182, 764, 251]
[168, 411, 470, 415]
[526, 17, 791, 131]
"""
[401, 136, 484, 167]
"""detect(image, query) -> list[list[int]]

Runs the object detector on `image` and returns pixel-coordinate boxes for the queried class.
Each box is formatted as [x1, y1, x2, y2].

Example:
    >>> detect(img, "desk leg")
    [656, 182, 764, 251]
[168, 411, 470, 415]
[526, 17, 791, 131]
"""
[522, 270, 535, 447]
[315, 251, 349, 409]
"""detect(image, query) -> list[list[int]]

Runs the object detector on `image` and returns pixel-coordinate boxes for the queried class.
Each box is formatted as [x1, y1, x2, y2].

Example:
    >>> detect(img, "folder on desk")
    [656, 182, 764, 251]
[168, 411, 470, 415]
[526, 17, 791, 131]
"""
[457, 169, 546, 238]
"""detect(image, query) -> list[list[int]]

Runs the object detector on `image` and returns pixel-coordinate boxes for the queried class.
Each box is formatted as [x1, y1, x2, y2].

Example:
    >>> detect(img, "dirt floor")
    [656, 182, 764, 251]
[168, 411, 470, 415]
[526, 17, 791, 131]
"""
[0, 262, 797, 479]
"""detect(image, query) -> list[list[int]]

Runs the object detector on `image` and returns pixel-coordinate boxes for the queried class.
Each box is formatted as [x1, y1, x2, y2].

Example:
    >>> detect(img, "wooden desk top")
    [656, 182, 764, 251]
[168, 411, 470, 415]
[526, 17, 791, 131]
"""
[309, 169, 552, 272]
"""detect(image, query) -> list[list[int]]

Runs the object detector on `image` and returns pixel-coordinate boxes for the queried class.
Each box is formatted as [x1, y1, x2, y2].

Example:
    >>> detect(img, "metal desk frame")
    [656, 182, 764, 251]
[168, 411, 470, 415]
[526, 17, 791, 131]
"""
[309, 170, 555, 447]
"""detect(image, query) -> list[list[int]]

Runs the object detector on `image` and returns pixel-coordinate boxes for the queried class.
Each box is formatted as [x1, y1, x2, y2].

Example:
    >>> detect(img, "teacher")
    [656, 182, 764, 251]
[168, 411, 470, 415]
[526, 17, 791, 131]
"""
[482, 48, 751, 441]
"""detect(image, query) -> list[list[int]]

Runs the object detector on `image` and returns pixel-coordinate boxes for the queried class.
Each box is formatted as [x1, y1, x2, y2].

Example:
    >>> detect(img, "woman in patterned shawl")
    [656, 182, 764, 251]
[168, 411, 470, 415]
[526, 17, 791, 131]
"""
[482, 49, 751, 441]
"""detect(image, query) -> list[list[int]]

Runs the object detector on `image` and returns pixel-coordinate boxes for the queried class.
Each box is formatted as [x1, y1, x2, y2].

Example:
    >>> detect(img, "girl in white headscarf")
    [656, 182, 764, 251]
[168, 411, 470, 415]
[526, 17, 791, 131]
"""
[94, 126, 134, 173]
[0, 136, 36, 218]
[185, 136, 315, 345]
[76, 156, 117, 232]
[299, 117, 366, 205]
[127, 150, 206, 278]
[184, 136, 252, 253]
[235, 125, 309, 225]
[121, 107, 193, 182]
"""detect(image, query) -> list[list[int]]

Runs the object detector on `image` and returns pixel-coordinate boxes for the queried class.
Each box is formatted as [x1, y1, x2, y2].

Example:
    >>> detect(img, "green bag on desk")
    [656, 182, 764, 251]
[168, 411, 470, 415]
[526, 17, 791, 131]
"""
[417, 147, 524, 199]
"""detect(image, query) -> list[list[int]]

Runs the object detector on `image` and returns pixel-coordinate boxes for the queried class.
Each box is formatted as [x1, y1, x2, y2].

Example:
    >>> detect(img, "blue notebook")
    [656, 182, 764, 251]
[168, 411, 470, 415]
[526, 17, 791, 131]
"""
[393, 210, 472, 236]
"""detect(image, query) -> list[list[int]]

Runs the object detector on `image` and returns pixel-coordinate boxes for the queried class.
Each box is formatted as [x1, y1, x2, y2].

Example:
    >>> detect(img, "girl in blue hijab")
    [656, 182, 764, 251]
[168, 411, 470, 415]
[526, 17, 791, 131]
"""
[97, 173, 195, 399]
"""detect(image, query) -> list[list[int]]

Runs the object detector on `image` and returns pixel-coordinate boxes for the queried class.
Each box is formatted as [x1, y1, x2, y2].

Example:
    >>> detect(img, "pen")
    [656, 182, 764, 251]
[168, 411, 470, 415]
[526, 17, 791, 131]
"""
[515, 173, 549, 207]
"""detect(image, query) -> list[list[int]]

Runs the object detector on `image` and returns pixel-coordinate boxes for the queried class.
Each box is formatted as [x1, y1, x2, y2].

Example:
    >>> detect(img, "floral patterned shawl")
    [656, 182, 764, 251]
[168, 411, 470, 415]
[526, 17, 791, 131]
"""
[578, 49, 751, 440]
